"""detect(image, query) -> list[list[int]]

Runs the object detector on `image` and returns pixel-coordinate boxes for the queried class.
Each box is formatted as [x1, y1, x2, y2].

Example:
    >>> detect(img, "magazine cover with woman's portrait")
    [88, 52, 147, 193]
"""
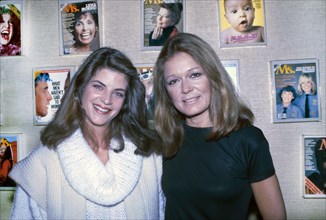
[59, 0, 100, 55]
[0, 1, 22, 56]
[271, 59, 321, 123]
[218, 0, 266, 48]
[142, 0, 185, 51]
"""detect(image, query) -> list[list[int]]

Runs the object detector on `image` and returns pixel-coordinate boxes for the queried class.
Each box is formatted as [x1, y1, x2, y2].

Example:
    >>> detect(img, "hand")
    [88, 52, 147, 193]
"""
[152, 26, 163, 40]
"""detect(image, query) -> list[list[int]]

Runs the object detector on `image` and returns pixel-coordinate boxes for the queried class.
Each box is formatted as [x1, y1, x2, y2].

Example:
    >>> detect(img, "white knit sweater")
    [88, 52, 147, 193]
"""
[9, 129, 164, 219]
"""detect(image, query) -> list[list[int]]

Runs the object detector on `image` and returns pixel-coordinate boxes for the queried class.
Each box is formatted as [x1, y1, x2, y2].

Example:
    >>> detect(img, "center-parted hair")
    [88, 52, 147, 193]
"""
[154, 33, 254, 157]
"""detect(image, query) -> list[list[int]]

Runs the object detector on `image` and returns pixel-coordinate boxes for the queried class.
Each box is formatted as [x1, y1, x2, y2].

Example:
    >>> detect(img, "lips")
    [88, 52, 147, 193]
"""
[183, 96, 199, 103]
[94, 104, 111, 114]
[80, 32, 92, 40]
[1, 30, 10, 40]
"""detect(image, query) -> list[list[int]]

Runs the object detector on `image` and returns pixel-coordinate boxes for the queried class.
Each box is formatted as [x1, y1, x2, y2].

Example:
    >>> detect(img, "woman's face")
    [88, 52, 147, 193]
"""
[164, 52, 212, 126]
[156, 8, 174, 28]
[81, 68, 127, 132]
[0, 13, 14, 45]
[74, 12, 96, 45]
[300, 79, 312, 94]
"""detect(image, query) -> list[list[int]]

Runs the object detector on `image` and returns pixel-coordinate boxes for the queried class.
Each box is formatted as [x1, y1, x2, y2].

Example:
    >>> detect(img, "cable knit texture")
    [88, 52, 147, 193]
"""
[56, 129, 143, 205]
[9, 129, 163, 219]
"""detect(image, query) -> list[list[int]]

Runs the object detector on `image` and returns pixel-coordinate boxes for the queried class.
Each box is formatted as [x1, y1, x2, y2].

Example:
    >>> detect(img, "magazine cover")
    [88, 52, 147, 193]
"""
[303, 136, 326, 198]
[135, 64, 154, 120]
[0, 133, 22, 189]
[0, 1, 22, 56]
[142, 0, 185, 50]
[33, 66, 74, 125]
[218, 0, 266, 48]
[59, 0, 100, 55]
[271, 59, 320, 123]
[221, 59, 240, 91]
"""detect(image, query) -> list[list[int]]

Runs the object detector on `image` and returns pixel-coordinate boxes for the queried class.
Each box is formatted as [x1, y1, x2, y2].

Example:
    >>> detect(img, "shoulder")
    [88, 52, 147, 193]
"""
[231, 125, 268, 150]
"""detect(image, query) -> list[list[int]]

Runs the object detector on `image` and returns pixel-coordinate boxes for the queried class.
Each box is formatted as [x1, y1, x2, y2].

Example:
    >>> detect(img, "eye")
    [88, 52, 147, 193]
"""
[166, 78, 179, 86]
[93, 83, 103, 91]
[87, 20, 94, 25]
[113, 91, 125, 98]
[244, 6, 251, 11]
[231, 9, 237, 13]
[190, 72, 202, 78]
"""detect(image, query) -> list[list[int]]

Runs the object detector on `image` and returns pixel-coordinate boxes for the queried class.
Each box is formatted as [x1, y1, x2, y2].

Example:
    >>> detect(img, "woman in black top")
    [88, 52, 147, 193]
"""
[153, 33, 287, 220]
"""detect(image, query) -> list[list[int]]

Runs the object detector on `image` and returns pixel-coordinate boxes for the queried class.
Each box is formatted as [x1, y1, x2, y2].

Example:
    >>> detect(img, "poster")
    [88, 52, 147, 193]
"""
[271, 59, 320, 123]
[0, 133, 22, 189]
[135, 64, 155, 120]
[59, 0, 100, 55]
[33, 66, 74, 125]
[303, 136, 326, 198]
[221, 59, 240, 91]
[142, 0, 185, 50]
[218, 0, 266, 48]
[0, 1, 22, 56]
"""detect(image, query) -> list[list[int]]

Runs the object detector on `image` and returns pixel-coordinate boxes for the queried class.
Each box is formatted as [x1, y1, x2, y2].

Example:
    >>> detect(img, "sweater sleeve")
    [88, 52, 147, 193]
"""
[11, 186, 47, 220]
[154, 154, 165, 220]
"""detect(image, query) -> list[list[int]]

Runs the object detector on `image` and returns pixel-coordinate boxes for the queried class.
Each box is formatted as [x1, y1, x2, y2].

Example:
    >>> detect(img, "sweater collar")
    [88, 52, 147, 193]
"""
[56, 129, 143, 205]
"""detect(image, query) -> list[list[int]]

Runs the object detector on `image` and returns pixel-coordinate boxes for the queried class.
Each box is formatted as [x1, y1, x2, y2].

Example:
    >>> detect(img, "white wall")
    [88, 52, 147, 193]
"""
[0, 0, 325, 219]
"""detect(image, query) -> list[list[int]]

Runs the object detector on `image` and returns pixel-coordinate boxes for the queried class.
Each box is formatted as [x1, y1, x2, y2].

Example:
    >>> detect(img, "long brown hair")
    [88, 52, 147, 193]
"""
[154, 33, 254, 157]
[41, 47, 161, 156]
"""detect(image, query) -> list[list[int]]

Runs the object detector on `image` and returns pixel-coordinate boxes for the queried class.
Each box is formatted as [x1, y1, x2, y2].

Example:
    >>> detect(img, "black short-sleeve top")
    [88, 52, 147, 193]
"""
[162, 124, 275, 220]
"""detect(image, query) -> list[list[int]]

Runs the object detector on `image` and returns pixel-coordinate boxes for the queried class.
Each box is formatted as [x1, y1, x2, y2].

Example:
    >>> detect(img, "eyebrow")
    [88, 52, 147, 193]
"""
[90, 80, 127, 92]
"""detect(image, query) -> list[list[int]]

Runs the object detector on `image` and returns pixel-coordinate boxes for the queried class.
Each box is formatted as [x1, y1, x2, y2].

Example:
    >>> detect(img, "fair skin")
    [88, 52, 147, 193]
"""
[35, 81, 52, 117]
[281, 91, 294, 107]
[300, 79, 312, 94]
[164, 52, 287, 219]
[0, 13, 14, 46]
[222, 0, 264, 44]
[164, 52, 212, 128]
[81, 68, 127, 164]
[73, 12, 96, 52]
[152, 8, 174, 40]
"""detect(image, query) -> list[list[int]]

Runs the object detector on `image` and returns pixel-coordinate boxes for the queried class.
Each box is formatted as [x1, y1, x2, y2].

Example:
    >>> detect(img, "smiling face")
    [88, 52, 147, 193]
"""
[300, 80, 313, 94]
[81, 68, 128, 133]
[164, 52, 212, 127]
[281, 91, 294, 106]
[156, 8, 175, 28]
[224, 0, 255, 32]
[74, 12, 96, 46]
[0, 13, 14, 45]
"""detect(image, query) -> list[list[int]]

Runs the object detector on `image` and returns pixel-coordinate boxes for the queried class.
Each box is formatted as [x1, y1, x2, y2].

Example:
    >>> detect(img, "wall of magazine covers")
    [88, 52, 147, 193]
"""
[0, 0, 325, 219]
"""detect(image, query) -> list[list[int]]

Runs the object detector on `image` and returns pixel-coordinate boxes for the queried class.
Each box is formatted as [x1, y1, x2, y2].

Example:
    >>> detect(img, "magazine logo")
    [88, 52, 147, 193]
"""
[64, 4, 79, 13]
[274, 64, 295, 74]
[144, 0, 163, 4]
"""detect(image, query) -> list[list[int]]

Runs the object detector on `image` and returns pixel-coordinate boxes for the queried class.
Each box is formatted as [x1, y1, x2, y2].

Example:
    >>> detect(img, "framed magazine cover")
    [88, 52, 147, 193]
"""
[302, 135, 326, 198]
[59, 0, 101, 56]
[271, 59, 321, 123]
[221, 59, 240, 91]
[218, 0, 267, 48]
[33, 66, 74, 125]
[0, 0, 23, 57]
[135, 64, 155, 120]
[141, 0, 185, 51]
[0, 132, 23, 190]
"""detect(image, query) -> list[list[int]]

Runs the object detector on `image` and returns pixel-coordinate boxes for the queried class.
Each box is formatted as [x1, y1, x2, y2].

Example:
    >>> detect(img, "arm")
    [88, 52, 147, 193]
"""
[11, 186, 47, 220]
[251, 174, 286, 220]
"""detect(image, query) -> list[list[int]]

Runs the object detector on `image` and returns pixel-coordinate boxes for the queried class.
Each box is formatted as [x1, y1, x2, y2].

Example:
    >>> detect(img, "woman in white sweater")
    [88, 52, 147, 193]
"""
[9, 47, 164, 219]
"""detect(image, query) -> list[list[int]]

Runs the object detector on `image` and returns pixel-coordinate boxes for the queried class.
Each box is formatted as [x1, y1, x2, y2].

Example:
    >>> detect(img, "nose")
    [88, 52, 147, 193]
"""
[47, 91, 52, 101]
[240, 9, 246, 17]
[181, 80, 193, 94]
[101, 93, 112, 105]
